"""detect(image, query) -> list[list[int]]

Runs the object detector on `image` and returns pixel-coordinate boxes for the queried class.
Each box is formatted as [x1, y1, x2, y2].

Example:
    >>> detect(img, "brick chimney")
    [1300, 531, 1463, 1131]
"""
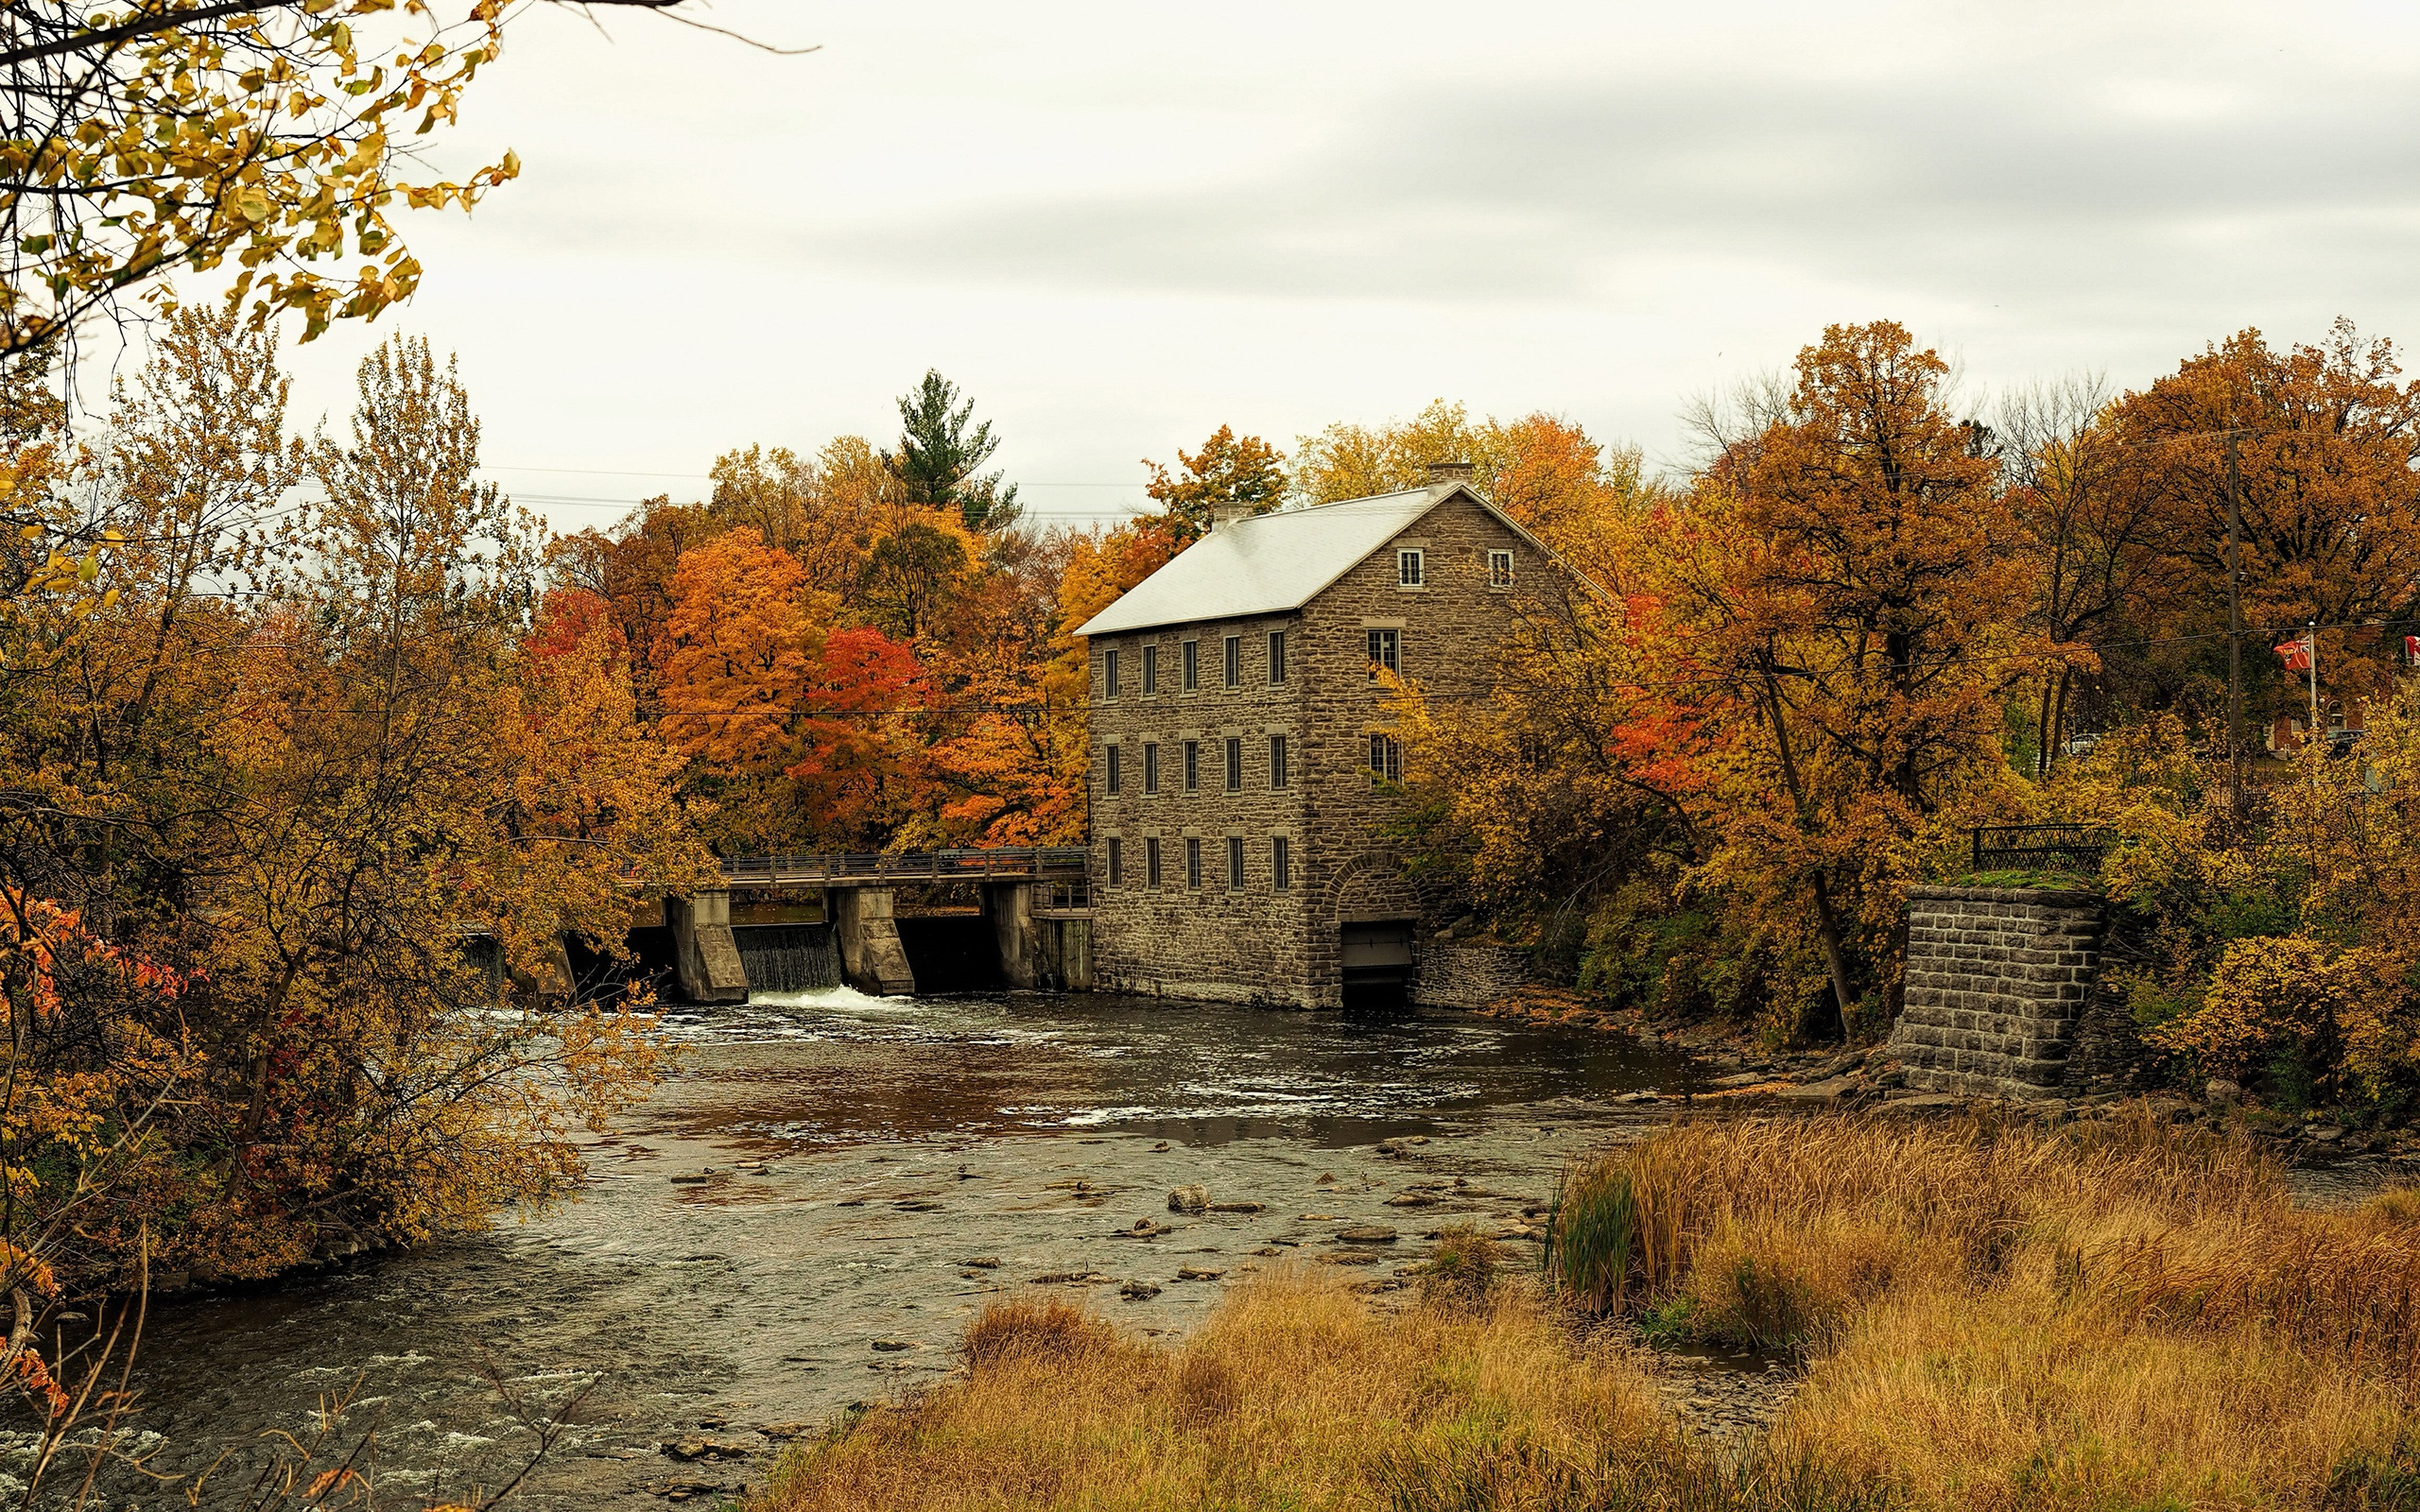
[1209, 499, 1253, 532]
[1425, 460, 1476, 485]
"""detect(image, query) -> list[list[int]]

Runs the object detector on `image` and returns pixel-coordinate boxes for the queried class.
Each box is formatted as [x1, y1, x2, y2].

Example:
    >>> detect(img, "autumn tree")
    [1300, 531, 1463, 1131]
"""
[0, 0, 764, 359]
[1665, 321, 2043, 1029]
[0, 326, 705, 1314]
[1996, 376, 2178, 773]
[887, 369, 1019, 532]
[1140, 425, 1286, 544]
[2107, 319, 2420, 719]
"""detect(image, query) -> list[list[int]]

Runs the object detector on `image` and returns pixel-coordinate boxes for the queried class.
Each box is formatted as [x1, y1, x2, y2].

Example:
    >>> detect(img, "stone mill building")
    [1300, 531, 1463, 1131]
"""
[1074, 463, 1571, 1007]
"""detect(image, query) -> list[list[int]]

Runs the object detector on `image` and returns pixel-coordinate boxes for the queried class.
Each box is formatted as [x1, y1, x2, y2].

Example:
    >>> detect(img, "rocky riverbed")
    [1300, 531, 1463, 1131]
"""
[60, 988, 1713, 1509]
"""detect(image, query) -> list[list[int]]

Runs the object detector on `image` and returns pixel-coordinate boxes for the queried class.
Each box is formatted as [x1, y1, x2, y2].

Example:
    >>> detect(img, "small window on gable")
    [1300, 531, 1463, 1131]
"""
[1489, 550, 1514, 589]
[1398, 549, 1424, 588]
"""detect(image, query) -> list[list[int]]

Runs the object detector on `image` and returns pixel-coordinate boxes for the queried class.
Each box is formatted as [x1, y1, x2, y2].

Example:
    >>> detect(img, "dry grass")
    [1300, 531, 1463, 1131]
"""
[756, 1270, 1885, 1512]
[760, 1114, 2420, 1512]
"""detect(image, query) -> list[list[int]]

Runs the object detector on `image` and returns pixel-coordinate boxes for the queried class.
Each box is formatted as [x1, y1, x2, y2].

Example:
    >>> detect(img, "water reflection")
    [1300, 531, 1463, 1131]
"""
[72, 990, 1697, 1508]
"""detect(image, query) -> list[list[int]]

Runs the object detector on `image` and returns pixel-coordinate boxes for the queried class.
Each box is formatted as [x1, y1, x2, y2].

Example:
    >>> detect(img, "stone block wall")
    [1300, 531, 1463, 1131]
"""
[1410, 938, 1530, 1008]
[1889, 885, 2104, 1099]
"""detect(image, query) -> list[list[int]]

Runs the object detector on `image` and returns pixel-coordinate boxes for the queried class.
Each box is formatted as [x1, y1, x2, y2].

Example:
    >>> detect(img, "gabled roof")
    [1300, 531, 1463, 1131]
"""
[1075, 482, 1548, 638]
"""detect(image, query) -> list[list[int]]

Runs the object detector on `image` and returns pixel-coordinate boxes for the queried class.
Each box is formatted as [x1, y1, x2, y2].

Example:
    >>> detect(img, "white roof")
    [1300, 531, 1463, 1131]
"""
[1075, 483, 1491, 637]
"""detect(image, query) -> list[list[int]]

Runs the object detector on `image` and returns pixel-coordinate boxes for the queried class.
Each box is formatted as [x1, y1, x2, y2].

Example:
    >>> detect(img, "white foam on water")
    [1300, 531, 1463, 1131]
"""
[751, 984, 916, 1015]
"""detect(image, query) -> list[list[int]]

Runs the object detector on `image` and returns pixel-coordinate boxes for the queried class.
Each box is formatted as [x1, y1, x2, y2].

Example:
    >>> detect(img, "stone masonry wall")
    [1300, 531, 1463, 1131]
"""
[1889, 885, 2104, 1099]
[1294, 492, 1560, 1005]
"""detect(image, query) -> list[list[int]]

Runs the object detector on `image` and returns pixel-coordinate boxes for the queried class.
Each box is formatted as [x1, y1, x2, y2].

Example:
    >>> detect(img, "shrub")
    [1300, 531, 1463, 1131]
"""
[1420, 1223, 1505, 1311]
[960, 1296, 1115, 1369]
[1547, 1161, 1640, 1313]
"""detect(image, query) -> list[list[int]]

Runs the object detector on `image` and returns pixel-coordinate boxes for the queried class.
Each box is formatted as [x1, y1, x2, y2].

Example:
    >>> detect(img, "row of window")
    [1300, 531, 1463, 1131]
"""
[1105, 630, 1287, 699]
[1105, 834, 1293, 891]
[1101, 732, 1403, 794]
[1396, 547, 1516, 590]
[1107, 734, 1289, 796]
[1105, 628, 1416, 698]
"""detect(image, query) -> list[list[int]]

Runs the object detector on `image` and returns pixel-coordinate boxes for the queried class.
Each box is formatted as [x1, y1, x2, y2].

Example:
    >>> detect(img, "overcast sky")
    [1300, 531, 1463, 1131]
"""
[147, 0, 2420, 532]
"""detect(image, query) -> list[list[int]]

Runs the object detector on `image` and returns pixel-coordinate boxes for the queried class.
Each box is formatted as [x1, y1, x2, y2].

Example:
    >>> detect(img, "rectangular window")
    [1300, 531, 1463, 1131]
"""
[1272, 835, 1291, 890]
[1143, 742, 1160, 795]
[1367, 628, 1399, 680]
[1398, 548, 1424, 588]
[1147, 836, 1163, 886]
[1489, 550, 1514, 589]
[1185, 837, 1202, 890]
[1223, 635, 1241, 688]
[1184, 740, 1200, 793]
[1369, 732, 1403, 784]
[1143, 644, 1159, 695]
[1106, 745, 1121, 795]
[1106, 836, 1123, 885]
[1223, 736, 1242, 792]
[1104, 647, 1120, 698]
[1270, 734, 1289, 789]
[1227, 835, 1245, 890]
[1268, 630, 1288, 684]
[1182, 639, 1199, 692]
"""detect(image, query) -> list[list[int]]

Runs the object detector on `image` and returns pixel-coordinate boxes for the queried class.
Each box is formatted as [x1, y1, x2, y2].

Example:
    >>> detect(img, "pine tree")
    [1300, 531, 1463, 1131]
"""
[886, 369, 1020, 532]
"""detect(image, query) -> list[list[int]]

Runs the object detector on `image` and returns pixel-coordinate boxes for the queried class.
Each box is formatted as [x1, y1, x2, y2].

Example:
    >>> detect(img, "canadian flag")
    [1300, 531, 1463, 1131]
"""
[2406, 633, 2420, 664]
[2274, 633, 2315, 673]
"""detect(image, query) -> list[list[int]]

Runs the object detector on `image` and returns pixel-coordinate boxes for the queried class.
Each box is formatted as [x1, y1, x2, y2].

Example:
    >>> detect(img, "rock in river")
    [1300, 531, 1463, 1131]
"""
[1167, 1184, 1210, 1213]
[1336, 1225, 1399, 1244]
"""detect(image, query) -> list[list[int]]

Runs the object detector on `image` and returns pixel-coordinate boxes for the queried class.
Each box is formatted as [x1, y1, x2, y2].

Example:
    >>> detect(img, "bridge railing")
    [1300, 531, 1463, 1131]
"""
[718, 847, 1090, 886]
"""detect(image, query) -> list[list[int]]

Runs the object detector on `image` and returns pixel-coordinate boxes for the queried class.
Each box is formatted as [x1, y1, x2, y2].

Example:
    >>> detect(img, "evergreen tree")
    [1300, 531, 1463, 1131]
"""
[886, 369, 1020, 532]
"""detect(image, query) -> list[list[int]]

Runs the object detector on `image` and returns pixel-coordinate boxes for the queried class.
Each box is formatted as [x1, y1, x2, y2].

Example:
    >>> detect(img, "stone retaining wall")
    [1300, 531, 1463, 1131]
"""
[1888, 885, 2104, 1099]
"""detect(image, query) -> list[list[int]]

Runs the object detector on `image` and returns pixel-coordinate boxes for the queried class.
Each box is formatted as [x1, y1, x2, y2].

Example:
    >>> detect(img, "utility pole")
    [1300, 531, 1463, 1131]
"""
[2226, 432, 2243, 793]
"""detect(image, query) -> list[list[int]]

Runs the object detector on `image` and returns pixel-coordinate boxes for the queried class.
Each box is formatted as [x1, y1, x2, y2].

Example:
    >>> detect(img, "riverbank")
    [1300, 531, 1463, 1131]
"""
[754, 1108, 2420, 1512]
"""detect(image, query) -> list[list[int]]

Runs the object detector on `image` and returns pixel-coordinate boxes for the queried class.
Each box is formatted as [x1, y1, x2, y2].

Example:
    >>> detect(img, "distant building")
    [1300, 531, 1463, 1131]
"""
[1073, 464, 1574, 1006]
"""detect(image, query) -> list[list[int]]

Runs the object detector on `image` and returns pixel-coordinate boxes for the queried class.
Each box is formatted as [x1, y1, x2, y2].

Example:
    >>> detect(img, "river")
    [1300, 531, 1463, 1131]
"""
[73, 988, 1701, 1508]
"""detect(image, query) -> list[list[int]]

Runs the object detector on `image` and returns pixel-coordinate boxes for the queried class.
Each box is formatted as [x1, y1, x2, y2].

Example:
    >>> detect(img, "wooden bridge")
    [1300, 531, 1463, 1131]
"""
[717, 846, 1089, 888]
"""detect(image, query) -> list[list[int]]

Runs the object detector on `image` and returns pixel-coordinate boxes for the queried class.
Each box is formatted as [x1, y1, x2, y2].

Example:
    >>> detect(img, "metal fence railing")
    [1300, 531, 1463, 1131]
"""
[1970, 824, 2109, 875]
[719, 847, 1090, 887]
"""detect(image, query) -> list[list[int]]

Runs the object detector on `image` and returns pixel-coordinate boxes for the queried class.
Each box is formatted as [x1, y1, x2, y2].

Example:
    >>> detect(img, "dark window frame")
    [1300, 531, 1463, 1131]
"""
[1398, 548, 1424, 588]
[1270, 733, 1289, 789]
[1369, 732, 1403, 784]
[1268, 629, 1288, 685]
[1223, 634, 1241, 688]
[1143, 742, 1160, 795]
[1223, 735, 1242, 793]
[1272, 835, 1291, 890]
[1104, 646, 1120, 698]
[1183, 740, 1200, 793]
[1185, 837, 1202, 890]
[1147, 836, 1163, 886]
[1106, 836, 1123, 885]
[1106, 744, 1121, 795]
[1182, 639, 1199, 693]
[1488, 549, 1514, 589]
[1143, 644, 1159, 696]
[1226, 835, 1245, 891]
[1367, 627, 1399, 681]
